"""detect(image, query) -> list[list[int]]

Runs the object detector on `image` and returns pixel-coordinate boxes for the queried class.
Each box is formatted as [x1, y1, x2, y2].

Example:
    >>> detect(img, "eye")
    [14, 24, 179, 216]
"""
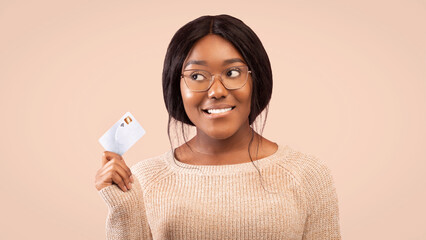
[226, 69, 241, 78]
[189, 72, 207, 81]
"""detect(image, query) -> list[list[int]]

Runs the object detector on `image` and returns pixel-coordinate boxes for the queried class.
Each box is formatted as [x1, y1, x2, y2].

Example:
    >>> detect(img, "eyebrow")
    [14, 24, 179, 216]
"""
[183, 58, 245, 69]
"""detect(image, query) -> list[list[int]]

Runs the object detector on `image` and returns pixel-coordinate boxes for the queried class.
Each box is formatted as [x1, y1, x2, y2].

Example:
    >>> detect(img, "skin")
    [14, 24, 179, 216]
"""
[175, 34, 278, 165]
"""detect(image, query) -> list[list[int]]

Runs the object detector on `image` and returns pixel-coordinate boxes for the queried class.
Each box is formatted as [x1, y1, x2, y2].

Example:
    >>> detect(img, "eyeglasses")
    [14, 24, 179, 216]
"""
[180, 65, 252, 92]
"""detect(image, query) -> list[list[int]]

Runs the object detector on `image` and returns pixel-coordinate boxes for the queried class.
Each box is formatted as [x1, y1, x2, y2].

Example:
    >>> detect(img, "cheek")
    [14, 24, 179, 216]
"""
[236, 78, 252, 114]
[180, 79, 202, 118]
[180, 79, 190, 103]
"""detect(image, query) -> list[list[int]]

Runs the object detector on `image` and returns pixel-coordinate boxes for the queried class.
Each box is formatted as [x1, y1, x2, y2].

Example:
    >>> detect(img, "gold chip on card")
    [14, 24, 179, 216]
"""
[124, 116, 132, 124]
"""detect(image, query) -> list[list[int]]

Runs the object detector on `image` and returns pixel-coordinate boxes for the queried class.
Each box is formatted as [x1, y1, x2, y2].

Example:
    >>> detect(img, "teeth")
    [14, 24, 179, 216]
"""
[207, 107, 232, 114]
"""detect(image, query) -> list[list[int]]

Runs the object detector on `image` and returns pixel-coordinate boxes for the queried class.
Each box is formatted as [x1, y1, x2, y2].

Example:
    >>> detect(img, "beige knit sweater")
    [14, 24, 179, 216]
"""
[98, 144, 341, 239]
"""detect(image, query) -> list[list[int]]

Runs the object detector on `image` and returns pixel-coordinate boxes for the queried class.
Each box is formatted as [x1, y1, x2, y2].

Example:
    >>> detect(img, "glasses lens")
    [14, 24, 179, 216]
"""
[183, 70, 211, 91]
[221, 66, 248, 89]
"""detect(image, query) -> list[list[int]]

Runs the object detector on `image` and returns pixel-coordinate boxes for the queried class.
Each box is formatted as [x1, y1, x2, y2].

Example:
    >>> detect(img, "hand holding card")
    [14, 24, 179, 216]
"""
[98, 112, 146, 155]
[95, 150, 134, 192]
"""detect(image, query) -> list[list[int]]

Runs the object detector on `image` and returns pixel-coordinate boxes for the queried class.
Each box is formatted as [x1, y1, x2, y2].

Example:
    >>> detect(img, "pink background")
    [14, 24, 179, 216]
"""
[1, 0, 425, 239]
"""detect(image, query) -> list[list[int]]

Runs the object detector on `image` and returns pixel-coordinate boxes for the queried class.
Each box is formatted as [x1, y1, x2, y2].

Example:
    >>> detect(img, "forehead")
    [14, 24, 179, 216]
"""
[183, 34, 246, 70]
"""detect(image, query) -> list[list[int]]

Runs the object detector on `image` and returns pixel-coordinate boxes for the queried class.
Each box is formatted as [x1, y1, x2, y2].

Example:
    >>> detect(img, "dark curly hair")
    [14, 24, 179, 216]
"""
[162, 14, 275, 192]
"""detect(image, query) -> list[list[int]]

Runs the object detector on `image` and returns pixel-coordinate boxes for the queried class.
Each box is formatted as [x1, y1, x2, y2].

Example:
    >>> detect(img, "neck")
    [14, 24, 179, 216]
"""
[191, 120, 261, 156]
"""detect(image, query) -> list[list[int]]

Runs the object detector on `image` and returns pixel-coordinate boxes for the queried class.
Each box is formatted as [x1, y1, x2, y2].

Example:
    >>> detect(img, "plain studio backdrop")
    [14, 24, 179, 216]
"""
[0, 0, 425, 239]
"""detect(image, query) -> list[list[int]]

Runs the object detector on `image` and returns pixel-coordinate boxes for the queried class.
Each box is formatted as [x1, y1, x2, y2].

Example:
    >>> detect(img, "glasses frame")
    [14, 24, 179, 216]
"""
[180, 65, 252, 92]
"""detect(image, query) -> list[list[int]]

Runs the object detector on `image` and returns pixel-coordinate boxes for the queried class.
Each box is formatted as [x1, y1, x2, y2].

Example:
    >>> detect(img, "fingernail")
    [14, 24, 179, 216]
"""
[128, 183, 132, 190]
[124, 186, 128, 192]
[130, 175, 134, 183]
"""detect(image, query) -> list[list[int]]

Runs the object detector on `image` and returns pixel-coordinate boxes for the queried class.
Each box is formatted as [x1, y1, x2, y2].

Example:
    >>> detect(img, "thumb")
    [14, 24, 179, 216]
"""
[102, 151, 123, 165]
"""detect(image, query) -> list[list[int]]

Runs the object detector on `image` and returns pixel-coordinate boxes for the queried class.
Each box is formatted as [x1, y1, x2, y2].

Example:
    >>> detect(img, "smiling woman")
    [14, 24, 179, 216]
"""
[97, 14, 342, 239]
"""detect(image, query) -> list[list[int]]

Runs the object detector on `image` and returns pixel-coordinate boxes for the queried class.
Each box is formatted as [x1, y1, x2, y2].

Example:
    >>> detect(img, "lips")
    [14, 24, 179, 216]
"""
[201, 104, 236, 112]
[203, 107, 235, 115]
[201, 106, 236, 119]
[202, 106, 236, 114]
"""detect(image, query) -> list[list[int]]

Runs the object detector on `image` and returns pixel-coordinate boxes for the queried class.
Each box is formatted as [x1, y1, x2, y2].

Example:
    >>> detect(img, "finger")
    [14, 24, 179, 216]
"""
[103, 157, 132, 179]
[102, 151, 123, 166]
[115, 158, 133, 179]
[110, 171, 128, 192]
[110, 163, 133, 191]
[104, 151, 123, 161]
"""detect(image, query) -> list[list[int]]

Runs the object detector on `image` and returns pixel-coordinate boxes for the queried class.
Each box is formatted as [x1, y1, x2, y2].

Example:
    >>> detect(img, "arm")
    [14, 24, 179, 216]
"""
[98, 177, 153, 240]
[302, 157, 342, 240]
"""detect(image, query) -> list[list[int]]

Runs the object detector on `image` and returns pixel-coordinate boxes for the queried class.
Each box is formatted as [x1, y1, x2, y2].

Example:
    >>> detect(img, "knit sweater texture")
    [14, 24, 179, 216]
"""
[98, 144, 341, 239]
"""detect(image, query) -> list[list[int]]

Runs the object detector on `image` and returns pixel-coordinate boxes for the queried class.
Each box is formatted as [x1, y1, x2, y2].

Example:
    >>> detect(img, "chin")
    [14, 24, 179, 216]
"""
[204, 127, 237, 140]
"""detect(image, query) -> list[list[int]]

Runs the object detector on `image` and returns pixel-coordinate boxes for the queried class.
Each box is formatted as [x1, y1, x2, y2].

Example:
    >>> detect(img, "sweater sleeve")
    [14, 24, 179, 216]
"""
[98, 176, 153, 240]
[302, 157, 342, 240]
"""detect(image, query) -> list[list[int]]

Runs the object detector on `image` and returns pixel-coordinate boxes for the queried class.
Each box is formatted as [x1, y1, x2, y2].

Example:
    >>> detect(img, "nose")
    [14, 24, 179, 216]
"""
[207, 74, 228, 99]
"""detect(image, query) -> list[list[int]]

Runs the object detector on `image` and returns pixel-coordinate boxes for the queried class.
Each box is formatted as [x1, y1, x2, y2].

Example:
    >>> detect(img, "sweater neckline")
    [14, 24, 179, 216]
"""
[164, 144, 290, 175]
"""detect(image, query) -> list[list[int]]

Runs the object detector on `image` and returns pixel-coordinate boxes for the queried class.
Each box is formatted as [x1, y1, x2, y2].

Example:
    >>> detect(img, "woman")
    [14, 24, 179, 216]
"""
[95, 14, 341, 239]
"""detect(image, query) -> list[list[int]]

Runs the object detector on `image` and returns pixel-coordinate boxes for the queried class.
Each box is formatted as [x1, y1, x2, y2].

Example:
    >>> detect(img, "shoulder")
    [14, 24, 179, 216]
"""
[277, 145, 336, 191]
[278, 146, 338, 212]
[129, 149, 176, 191]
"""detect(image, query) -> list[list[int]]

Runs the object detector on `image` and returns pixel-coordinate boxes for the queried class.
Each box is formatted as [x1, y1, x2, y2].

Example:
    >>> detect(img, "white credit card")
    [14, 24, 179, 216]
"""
[98, 112, 145, 155]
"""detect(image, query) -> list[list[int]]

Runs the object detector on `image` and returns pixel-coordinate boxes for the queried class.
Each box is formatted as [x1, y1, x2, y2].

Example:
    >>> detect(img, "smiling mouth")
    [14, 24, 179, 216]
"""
[202, 106, 236, 114]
